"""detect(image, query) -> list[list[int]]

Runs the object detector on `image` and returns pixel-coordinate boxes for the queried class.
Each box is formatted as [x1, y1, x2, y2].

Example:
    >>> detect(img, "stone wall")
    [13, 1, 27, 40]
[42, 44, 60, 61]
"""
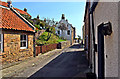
[71, 27, 74, 45]
[1, 33, 34, 64]
[58, 41, 71, 49]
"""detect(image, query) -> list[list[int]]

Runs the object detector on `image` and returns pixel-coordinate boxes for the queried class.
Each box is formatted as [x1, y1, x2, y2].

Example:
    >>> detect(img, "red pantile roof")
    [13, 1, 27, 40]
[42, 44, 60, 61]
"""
[0, 1, 31, 17]
[0, 7, 34, 32]
[14, 8, 31, 17]
[0, 1, 8, 7]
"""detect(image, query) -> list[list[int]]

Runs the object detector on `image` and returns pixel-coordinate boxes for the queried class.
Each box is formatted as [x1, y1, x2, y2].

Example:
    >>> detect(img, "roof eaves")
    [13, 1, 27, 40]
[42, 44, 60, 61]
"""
[0, 5, 10, 10]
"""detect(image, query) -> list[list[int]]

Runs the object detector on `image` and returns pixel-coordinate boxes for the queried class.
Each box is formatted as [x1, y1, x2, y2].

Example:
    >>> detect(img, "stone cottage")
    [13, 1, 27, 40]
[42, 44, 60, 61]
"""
[55, 14, 75, 45]
[0, 1, 36, 64]
[84, 1, 120, 78]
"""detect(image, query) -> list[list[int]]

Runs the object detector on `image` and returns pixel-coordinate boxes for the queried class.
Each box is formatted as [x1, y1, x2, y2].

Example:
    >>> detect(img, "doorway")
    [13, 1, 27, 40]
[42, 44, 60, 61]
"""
[98, 23, 105, 79]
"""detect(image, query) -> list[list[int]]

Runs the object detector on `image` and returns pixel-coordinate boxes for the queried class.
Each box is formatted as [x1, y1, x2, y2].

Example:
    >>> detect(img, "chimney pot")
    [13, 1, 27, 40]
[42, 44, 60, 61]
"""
[62, 14, 65, 19]
[37, 15, 39, 19]
[7, 0, 12, 8]
[24, 8, 27, 12]
[44, 18, 46, 22]
[66, 19, 68, 22]
[7, 0, 12, 4]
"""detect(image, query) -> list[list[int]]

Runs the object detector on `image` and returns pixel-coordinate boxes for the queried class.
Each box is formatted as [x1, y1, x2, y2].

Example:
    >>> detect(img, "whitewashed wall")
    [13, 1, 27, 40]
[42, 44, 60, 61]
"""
[55, 19, 73, 44]
[93, 2, 118, 77]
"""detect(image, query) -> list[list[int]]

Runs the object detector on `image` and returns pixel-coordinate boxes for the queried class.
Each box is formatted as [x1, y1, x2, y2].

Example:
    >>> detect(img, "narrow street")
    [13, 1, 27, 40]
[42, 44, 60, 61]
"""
[29, 43, 89, 78]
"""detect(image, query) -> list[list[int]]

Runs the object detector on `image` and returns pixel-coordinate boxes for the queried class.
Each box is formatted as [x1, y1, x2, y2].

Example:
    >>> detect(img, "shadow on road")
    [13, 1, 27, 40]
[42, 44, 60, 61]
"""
[28, 44, 88, 78]
[69, 44, 81, 49]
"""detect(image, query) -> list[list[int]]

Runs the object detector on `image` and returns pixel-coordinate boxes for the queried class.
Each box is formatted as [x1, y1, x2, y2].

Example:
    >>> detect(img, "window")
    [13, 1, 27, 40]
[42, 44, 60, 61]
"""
[67, 30, 70, 35]
[20, 35, 27, 49]
[58, 30, 60, 34]
[67, 24, 69, 27]
[0, 34, 3, 52]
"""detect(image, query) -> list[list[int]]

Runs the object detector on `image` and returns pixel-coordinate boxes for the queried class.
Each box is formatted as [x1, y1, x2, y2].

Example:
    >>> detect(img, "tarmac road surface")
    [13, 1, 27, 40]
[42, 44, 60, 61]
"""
[29, 43, 89, 78]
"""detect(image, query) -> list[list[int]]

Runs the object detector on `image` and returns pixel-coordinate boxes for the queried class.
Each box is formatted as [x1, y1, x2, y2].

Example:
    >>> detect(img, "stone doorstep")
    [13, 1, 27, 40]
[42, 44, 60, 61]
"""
[1, 46, 71, 77]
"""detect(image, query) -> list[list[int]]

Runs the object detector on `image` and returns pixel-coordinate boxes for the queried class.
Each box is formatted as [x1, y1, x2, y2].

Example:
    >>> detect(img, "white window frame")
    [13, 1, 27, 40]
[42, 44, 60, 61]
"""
[0, 34, 3, 52]
[20, 35, 28, 49]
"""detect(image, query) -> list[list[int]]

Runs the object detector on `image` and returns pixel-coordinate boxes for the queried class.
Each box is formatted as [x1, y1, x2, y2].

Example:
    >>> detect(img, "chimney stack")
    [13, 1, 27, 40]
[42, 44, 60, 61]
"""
[37, 15, 39, 19]
[66, 19, 68, 22]
[62, 14, 65, 19]
[7, 0, 12, 8]
[24, 8, 27, 12]
[44, 18, 46, 22]
[56, 22, 58, 24]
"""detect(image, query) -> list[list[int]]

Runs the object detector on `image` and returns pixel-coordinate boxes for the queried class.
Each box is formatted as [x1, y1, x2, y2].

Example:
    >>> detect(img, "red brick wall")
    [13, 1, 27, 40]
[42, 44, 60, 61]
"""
[35, 43, 58, 56]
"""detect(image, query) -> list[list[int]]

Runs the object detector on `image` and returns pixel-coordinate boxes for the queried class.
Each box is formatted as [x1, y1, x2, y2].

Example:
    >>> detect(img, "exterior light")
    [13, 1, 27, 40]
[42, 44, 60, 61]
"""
[102, 22, 112, 36]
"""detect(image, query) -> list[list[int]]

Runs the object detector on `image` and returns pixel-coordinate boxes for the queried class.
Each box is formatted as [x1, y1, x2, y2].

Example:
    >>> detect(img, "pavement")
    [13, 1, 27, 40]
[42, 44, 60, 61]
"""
[1, 43, 90, 79]
[1, 45, 70, 78]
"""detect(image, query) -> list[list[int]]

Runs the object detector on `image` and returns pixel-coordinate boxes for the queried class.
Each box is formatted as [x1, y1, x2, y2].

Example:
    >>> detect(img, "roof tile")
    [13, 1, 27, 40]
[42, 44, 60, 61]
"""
[0, 1, 8, 7]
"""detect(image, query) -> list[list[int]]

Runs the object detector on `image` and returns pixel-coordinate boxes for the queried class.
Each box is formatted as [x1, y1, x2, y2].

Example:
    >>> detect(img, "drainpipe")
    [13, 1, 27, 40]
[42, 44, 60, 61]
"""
[91, 13, 96, 73]
[89, 11, 96, 73]
[33, 33, 36, 57]
[89, 1, 98, 76]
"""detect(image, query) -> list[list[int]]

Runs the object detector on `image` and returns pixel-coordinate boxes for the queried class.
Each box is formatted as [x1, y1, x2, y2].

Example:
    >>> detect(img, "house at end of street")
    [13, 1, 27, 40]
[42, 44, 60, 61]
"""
[55, 14, 76, 45]
[0, 1, 36, 64]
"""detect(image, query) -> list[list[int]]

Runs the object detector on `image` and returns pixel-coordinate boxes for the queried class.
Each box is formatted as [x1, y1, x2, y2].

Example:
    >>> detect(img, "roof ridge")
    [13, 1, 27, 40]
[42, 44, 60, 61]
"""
[13, 8, 31, 17]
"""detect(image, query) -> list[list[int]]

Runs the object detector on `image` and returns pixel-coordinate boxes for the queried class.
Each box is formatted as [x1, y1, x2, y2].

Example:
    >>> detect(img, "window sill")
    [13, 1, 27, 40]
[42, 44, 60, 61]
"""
[20, 47, 27, 49]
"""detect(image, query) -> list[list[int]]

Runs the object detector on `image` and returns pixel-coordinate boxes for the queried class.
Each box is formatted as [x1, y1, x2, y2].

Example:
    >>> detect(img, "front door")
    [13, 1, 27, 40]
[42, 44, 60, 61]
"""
[98, 24, 105, 79]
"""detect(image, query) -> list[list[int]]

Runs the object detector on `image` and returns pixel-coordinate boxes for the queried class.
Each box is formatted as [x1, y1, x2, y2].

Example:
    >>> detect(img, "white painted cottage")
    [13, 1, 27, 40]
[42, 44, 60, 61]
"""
[55, 14, 75, 45]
